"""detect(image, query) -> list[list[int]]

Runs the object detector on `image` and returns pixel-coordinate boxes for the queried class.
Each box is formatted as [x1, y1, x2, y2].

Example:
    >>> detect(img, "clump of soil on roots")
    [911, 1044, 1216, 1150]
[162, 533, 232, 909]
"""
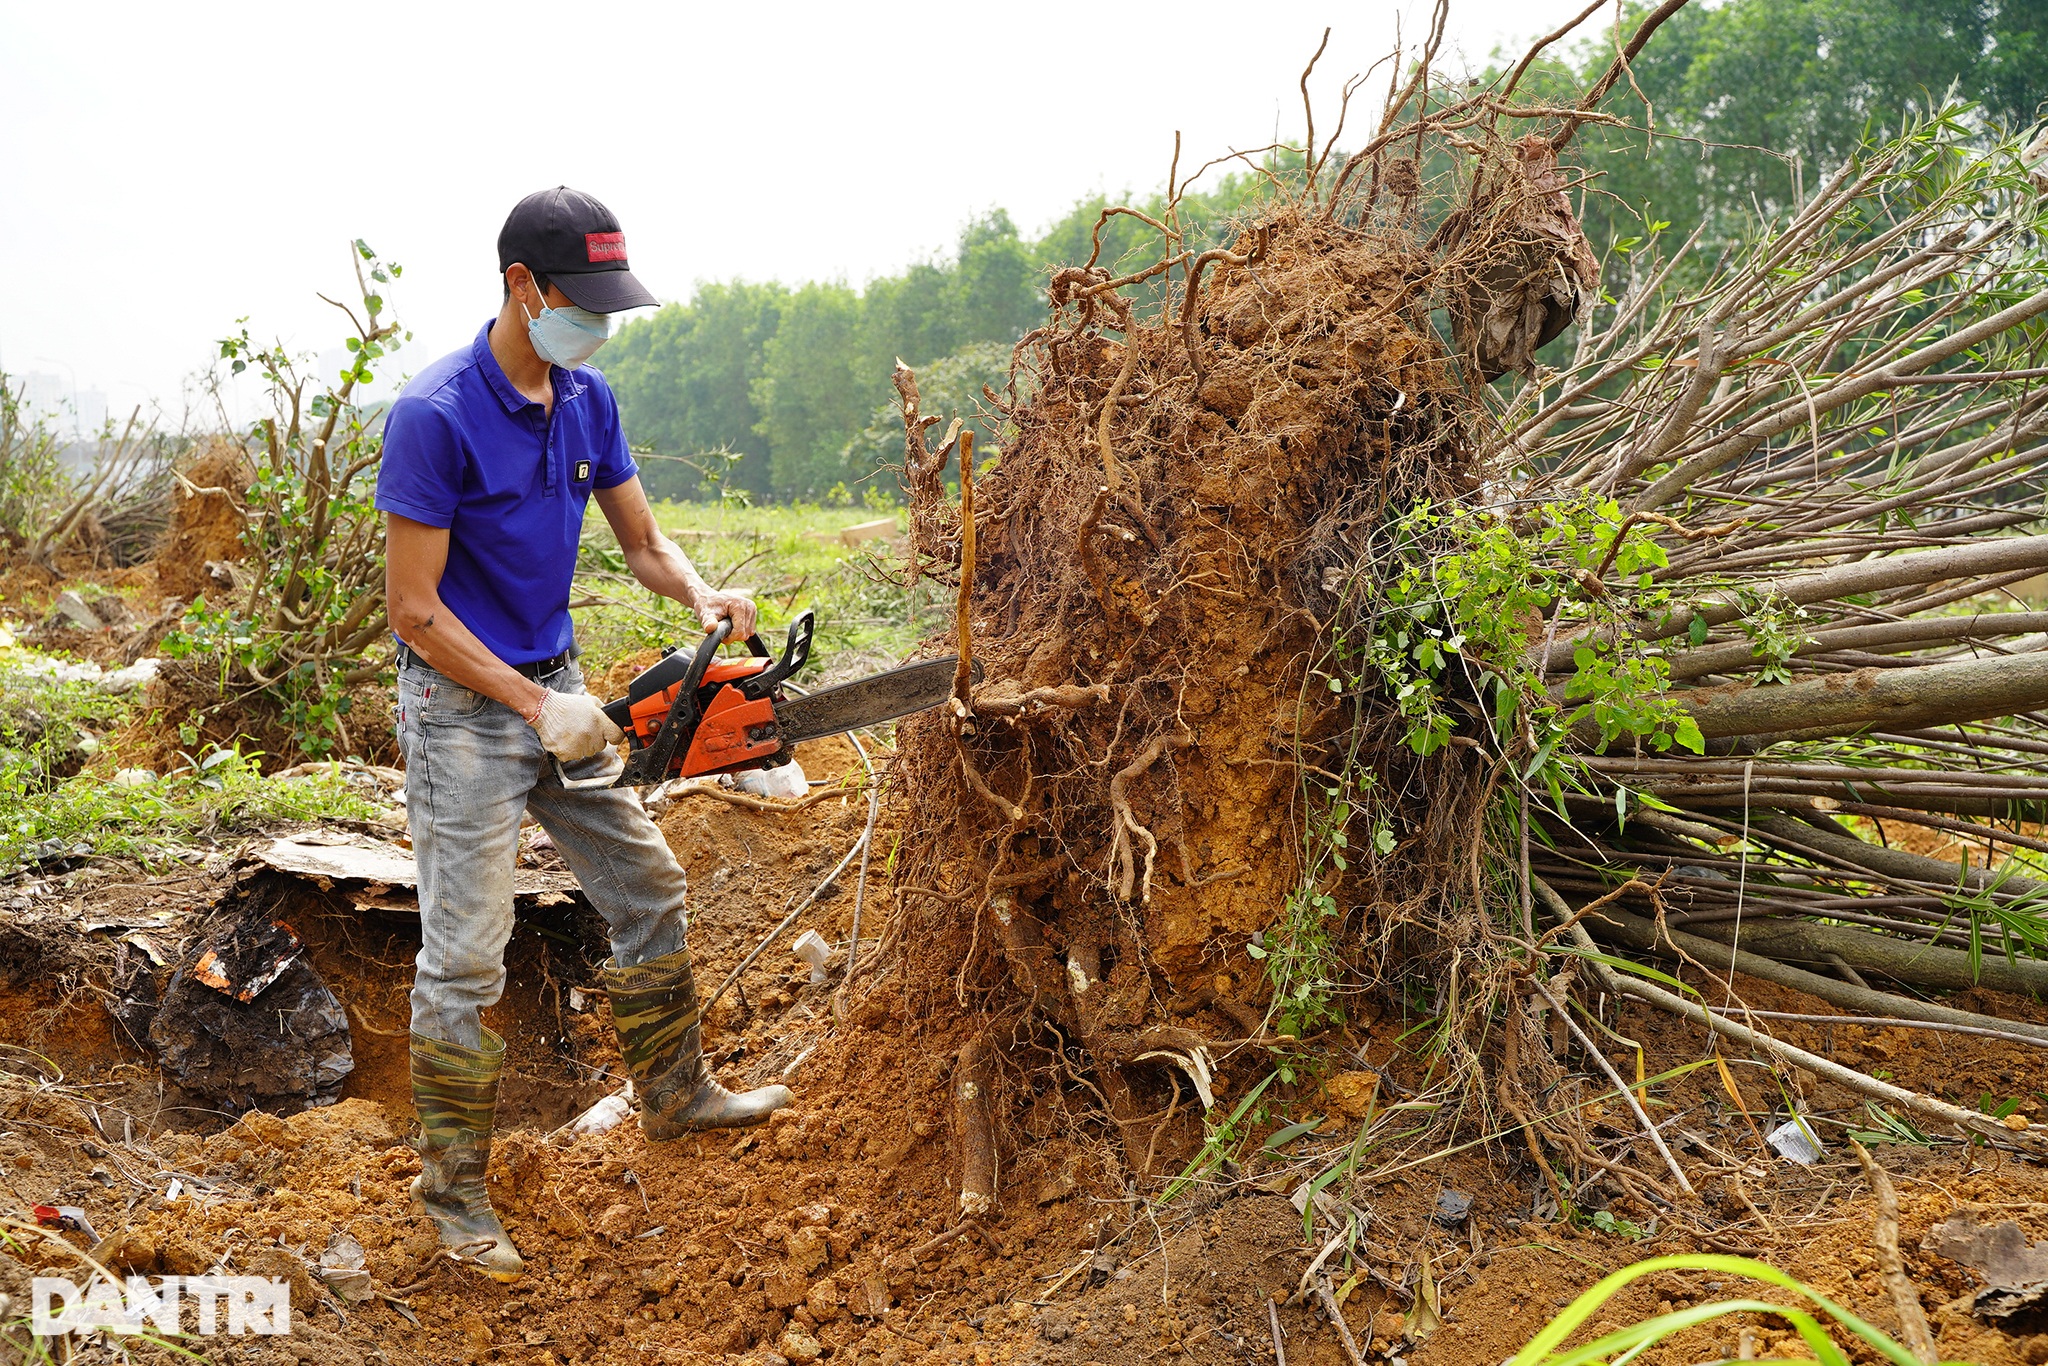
[887, 200, 1487, 1195]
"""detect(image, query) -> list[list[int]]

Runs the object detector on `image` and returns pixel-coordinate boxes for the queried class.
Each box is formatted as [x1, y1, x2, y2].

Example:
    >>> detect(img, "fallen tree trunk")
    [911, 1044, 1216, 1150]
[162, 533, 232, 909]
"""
[1676, 912, 2048, 997]
[1673, 652, 2048, 743]
[871, 52, 2048, 1220]
[1582, 902, 2048, 1045]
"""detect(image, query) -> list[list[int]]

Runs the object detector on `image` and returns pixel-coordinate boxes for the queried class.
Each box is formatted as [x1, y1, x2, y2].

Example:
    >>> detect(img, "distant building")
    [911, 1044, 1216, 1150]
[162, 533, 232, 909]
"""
[75, 387, 108, 438]
[9, 371, 106, 440]
[15, 372, 69, 428]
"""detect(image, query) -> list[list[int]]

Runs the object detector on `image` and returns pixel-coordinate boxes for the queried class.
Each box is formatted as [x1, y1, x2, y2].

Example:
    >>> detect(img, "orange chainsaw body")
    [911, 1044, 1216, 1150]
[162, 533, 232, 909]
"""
[593, 611, 965, 792]
[620, 657, 784, 779]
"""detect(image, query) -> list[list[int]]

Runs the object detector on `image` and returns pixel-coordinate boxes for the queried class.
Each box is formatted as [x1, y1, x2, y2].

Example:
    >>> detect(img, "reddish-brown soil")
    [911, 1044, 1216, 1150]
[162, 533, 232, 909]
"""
[154, 438, 252, 604]
[0, 555, 165, 660]
[2, 577, 2045, 1365]
[2, 740, 2046, 1365]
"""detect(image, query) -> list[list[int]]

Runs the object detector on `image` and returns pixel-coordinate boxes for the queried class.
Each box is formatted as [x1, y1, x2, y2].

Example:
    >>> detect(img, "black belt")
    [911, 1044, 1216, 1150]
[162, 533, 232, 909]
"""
[395, 644, 578, 678]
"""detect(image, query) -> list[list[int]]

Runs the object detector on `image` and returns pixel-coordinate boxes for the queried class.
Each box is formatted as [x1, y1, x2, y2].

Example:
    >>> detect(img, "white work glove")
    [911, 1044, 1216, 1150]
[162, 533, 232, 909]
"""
[530, 691, 624, 763]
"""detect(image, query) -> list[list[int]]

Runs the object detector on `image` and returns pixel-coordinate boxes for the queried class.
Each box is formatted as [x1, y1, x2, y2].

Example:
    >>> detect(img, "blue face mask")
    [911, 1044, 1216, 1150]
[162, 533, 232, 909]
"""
[522, 292, 613, 370]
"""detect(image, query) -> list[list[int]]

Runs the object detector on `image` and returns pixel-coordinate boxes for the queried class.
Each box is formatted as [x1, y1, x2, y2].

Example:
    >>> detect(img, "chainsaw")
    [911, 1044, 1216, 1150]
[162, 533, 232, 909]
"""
[553, 610, 970, 791]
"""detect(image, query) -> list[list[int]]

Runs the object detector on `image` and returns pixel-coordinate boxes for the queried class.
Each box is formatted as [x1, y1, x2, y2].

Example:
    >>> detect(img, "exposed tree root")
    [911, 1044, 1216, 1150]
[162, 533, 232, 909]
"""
[859, 26, 2048, 1242]
[953, 1036, 997, 1219]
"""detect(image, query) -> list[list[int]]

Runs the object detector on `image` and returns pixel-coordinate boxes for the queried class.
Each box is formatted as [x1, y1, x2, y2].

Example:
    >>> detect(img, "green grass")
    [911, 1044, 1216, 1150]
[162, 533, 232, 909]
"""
[574, 499, 935, 682]
[0, 644, 376, 871]
[0, 641, 127, 782]
[0, 745, 379, 871]
[1513, 1253, 1943, 1366]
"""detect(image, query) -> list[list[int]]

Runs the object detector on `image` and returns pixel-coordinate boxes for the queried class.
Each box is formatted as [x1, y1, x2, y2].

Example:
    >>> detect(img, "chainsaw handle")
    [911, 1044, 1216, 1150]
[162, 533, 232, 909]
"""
[739, 610, 814, 699]
[552, 755, 622, 791]
[562, 628, 727, 792]
[601, 620, 732, 789]
[683, 618, 734, 693]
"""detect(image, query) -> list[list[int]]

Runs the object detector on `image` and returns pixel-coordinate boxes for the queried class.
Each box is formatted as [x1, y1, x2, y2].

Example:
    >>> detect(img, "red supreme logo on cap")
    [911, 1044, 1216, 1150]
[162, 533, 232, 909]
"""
[585, 232, 627, 263]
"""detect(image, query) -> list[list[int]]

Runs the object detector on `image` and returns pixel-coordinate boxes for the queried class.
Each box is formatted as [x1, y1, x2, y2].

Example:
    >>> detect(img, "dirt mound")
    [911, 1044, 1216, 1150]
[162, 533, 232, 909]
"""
[1, 936, 2042, 1365]
[154, 436, 251, 604]
[1, 753, 2047, 1366]
[0, 735, 1105, 1363]
[108, 656, 399, 772]
[599, 647, 666, 699]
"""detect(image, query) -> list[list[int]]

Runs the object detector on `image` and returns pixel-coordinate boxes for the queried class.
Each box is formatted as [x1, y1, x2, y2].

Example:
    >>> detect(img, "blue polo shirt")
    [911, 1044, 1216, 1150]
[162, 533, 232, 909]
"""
[376, 321, 637, 665]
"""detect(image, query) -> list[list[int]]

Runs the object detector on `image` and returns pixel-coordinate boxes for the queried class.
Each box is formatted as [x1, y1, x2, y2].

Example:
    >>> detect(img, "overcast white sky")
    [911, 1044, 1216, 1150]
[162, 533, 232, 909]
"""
[2, 0, 1571, 422]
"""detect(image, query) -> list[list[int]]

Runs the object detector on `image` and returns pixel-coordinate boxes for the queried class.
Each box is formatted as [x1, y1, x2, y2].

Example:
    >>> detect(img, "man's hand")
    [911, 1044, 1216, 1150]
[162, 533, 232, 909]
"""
[692, 588, 758, 642]
[532, 692, 624, 763]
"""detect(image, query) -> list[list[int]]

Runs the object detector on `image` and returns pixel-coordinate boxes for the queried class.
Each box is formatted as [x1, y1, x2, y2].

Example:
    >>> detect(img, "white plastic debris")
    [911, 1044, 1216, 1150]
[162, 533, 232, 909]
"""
[318, 1230, 375, 1303]
[567, 1088, 635, 1138]
[733, 760, 808, 800]
[567, 987, 588, 1013]
[50, 591, 103, 631]
[0, 653, 104, 684]
[1766, 1116, 1826, 1165]
[111, 768, 156, 788]
[792, 929, 833, 984]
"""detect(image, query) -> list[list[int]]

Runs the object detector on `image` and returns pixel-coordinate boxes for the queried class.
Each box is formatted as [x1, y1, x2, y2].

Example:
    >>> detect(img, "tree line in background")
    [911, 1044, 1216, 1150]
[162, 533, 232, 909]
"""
[604, 0, 2046, 506]
[601, 185, 1271, 504]
[1550, 0, 2045, 250]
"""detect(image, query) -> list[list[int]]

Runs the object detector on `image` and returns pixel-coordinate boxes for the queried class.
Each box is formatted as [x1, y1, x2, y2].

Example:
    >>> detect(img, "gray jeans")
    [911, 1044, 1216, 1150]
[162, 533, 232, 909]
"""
[396, 658, 685, 1047]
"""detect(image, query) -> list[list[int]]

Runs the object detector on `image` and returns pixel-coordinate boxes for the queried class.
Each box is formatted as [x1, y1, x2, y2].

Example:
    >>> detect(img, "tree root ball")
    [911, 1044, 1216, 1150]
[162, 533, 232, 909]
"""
[885, 199, 1500, 1182]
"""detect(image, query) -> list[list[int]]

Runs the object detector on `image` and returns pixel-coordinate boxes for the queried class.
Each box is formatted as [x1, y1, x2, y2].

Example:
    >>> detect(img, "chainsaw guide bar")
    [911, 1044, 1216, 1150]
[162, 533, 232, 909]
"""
[777, 656, 973, 744]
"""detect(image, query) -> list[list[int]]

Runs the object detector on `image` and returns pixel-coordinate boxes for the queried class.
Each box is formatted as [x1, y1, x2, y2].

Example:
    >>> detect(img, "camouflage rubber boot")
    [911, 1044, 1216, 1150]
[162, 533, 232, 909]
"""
[602, 945, 793, 1138]
[409, 1028, 524, 1283]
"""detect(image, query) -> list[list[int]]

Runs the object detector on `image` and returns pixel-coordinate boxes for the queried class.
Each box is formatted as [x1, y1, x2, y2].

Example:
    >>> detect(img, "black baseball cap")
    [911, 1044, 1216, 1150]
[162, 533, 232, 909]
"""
[497, 186, 659, 313]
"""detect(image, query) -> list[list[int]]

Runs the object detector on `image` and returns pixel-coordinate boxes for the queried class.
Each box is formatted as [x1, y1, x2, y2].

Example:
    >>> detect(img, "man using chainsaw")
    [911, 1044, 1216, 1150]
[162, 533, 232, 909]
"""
[376, 187, 792, 1282]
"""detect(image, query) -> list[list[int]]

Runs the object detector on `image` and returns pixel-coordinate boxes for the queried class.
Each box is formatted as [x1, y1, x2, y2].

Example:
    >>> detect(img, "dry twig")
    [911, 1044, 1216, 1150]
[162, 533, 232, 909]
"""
[1851, 1138, 1939, 1365]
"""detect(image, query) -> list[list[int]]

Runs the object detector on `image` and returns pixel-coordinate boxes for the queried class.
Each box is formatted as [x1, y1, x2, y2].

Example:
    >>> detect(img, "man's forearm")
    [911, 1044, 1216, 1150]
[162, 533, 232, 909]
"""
[392, 588, 548, 716]
[622, 537, 712, 612]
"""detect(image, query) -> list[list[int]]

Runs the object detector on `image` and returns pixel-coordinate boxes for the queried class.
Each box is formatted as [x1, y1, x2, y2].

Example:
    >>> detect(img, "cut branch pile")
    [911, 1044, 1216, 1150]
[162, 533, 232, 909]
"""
[1495, 114, 2048, 1095]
